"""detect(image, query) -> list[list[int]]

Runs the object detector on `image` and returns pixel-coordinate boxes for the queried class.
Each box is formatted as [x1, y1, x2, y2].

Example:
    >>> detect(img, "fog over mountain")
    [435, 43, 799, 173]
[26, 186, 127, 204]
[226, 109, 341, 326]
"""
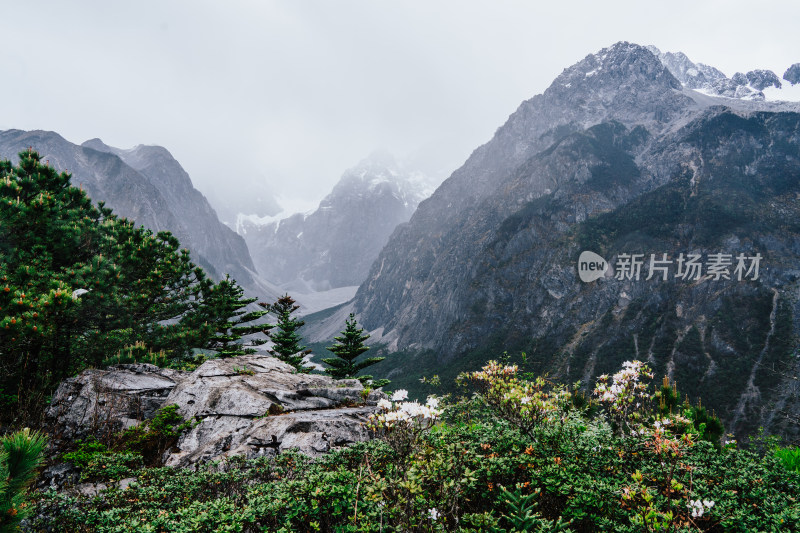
[2, 2, 798, 217]
[240, 153, 434, 292]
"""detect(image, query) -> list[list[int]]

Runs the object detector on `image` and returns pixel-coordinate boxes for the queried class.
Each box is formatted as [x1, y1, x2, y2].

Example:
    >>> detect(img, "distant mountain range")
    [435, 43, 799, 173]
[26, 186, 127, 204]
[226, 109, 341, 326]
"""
[0, 130, 262, 295]
[648, 46, 800, 100]
[5, 42, 799, 440]
[239, 152, 433, 291]
[305, 42, 800, 440]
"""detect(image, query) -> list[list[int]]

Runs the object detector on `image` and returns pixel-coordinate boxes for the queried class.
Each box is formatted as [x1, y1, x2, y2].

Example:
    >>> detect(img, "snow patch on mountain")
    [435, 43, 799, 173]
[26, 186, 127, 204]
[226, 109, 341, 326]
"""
[241, 152, 434, 291]
[648, 45, 799, 102]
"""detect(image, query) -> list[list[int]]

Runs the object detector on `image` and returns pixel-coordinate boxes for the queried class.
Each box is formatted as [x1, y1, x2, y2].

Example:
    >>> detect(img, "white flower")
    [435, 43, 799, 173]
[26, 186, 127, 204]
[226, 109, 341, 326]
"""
[391, 389, 408, 402]
[426, 396, 439, 409]
[688, 499, 704, 518]
[400, 401, 423, 417]
[687, 499, 713, 518]
[377, 398, 392, 411]
[520, 396, 531, 404]
[428, 508, 440, 521]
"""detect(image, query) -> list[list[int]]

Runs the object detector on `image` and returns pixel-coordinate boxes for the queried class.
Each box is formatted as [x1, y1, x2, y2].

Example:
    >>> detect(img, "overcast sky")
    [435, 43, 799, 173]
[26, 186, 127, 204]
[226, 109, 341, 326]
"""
[1, 1, 798, 215]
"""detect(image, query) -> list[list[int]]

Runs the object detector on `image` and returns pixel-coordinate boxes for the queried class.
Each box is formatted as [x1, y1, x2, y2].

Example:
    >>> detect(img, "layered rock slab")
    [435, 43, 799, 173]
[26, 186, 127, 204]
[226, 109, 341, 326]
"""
[46, 354, 383, 468]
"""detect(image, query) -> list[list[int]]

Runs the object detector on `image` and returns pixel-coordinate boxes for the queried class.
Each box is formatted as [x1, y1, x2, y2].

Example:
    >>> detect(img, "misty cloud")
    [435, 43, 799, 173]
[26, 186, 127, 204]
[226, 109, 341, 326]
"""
[1, 1, 797, 214]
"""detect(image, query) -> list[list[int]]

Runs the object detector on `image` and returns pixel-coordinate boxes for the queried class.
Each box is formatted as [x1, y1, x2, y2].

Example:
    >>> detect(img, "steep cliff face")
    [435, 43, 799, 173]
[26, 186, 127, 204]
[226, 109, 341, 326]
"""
[82, 139, 258, 288]
[242, 153, 431, 291]
[350, 42, 800, 438]
[355, 42, 694, 347]
[0, 131, 258, 289]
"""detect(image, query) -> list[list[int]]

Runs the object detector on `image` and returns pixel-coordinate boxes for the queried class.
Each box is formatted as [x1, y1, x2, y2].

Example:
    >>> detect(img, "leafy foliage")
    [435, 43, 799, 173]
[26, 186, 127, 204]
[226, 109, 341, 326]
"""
[773, 445, 800, 474]
[24, 359, 800, 532]
[114, 404, 197, 466]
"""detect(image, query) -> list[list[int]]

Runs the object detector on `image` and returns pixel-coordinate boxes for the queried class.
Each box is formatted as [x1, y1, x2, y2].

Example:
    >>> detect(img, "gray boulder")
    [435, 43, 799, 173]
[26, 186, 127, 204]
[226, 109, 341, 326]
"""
[46, 354, 384, 469]
[46, 363, 189, 443]
[162, 355, 383, 467]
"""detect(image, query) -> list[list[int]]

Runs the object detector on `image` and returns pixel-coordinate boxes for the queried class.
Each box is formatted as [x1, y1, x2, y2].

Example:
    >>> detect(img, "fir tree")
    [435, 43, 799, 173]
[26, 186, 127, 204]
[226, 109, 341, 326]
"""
[0, 150, 262, 422]
[267, 294, 311, 372]
[193, 276, 273, 358]
[322, 313, 388, 387]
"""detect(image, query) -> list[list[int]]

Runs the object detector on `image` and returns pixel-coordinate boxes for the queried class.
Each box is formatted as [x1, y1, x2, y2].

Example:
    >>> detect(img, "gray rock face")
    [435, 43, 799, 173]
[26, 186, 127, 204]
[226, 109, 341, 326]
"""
[163, 355, 383, 467]
[355, 42, 693, 351]
[46, 363, 189, 443]
[0, 131, 258, 290]
[738, 69, 782, 91]
[647, 46, 768, 100]
[46, 355, 383, 468]
[241, 153, 432, 290]
[349, 41, 800, 439]
[784, 63, 800, 85]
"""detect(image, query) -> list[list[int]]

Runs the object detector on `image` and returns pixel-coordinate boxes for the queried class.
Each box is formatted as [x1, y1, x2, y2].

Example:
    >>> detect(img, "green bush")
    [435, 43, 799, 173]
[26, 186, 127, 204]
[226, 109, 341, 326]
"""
[62, 437, 108, 470]
[116, 404, 196, 466]
[80, 452, 143, 484]
[774, 445, 800, 474]
[23, 361, 800, 532]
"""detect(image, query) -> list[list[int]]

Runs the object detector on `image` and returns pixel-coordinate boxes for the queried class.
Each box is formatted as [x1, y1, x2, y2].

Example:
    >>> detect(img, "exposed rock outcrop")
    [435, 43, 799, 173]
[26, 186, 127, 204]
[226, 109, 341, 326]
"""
[46, 363, 188, 444]
[45, 354, 384, 470]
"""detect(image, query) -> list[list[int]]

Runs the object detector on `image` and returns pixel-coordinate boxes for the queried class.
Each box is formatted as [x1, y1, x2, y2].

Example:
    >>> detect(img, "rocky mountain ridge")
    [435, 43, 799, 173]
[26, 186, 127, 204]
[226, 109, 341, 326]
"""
[241, 153, 432, 291]
[648, 45, 799, 100]
[0, 130, 261, 293]
[342, 42, 800, 439]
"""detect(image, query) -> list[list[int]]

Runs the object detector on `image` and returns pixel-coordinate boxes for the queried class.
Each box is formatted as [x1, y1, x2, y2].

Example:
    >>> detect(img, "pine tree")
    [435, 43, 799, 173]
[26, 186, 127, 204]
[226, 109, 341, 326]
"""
[0, 428, 47, 531]
[189, 275, 273, 358]
[0, 150, 262, 422]
[322, 313, 388, 387]
[267, 294, 311, 372]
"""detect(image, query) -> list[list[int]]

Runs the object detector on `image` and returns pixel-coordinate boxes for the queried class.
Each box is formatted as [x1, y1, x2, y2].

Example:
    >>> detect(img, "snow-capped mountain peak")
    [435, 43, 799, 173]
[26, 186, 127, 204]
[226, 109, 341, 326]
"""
[648, 45, 800, 102]
[239, 153, 434, 291]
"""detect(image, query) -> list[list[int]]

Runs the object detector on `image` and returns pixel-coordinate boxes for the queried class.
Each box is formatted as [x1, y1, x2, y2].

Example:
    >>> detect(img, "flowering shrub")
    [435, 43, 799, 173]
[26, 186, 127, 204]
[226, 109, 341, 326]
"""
[25, 360, 800, 532]
[457, 361, 572, 437]
[593, 360, 653, 437]
[367, 390, 442, 458]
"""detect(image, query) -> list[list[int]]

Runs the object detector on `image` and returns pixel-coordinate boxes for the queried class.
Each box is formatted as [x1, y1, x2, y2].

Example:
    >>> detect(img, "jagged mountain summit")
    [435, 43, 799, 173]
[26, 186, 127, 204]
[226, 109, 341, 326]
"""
[784, 63, 800, 85]
[648, 45, 800, 101]
[0, 131, 259, 291]
[241, 153, 433, 291]
[340, 42, 800, 439]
